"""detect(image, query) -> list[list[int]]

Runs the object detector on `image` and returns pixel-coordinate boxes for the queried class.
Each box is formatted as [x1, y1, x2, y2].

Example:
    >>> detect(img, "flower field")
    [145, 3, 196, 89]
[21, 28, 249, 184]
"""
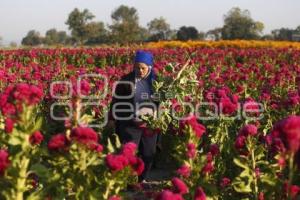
[0, 42, 300, 199]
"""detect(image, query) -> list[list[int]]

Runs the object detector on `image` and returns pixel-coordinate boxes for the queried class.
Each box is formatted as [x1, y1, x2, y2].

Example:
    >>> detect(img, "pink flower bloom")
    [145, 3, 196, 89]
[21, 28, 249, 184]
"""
[201, 162, 214, 175]
[194, 187, 206, 200]
[29, 131, 44, 145]
[209, 144, 220, 157]
[235, 135, 246, 150]
[258, 192, 264, 200]
[128, 157, 144, 175]
[0, 84, 43, 117]
[4, 118, 14, 134]
[255, 167, 261, 178]
[155, 190, 184, 200]
[70, 127, 99, 147]
[220, 177, 231, 188]
[48, 134, 69, 151]
[180, 114, 206, 138]
[108, 195, 122, 200]
[206, 152, 213, 162]
[121, 142, 137, 158]
[239, 124, 258, 136]
[176, 164, 191, 178]
[277, 156, 286, 168]
[0, 149, 10, 175]
[269, 116, 300, 153]
[186, 143, 197, 159]
[171, 177, 189, 194]
[243, 98, 260, 116]
[89, 143, 104, 153]
[284, 182, 300, 199]
[105, 154, 129, 172]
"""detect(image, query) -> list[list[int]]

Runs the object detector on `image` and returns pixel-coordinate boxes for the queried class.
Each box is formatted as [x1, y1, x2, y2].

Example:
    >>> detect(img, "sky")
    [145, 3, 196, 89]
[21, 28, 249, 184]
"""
[0, 0, 300, 45]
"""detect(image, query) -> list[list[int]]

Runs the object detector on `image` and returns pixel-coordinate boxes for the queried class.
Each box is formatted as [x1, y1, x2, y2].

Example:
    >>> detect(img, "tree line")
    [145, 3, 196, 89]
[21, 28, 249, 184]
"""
[18, 6, 300, 46]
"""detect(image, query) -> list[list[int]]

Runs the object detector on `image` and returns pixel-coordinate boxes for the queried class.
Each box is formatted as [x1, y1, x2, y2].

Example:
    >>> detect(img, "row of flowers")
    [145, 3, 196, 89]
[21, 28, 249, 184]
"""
[0, 46, 300, 199]
[146, 40, 300, 49]
[0, 83, 144, 200]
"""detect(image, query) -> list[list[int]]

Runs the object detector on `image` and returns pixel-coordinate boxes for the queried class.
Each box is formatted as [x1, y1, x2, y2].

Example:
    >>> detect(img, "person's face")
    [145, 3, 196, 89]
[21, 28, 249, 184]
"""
[135, 62, 149, 78]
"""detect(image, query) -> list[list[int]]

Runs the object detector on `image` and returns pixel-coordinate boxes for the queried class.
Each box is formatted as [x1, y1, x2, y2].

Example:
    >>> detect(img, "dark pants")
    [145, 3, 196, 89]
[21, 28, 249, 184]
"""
[117, 123, 157, 182]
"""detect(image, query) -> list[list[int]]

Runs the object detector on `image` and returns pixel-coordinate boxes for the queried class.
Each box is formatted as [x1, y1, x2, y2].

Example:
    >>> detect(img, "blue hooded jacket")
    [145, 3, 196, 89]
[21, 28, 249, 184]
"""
[133, 50, 156, 104]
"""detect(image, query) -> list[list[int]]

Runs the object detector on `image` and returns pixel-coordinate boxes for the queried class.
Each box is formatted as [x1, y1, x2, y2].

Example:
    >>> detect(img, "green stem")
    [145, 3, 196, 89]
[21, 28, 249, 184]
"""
[287, 152, 295, 200]
[103, 179, 114, 199]
[15, 156, 30, 200]
[79, 148, 87, 171]
[251, 145, 258, 199]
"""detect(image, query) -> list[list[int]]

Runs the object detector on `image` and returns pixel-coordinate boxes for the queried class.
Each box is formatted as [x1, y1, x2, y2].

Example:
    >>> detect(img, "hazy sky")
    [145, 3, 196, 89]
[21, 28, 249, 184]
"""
[0, 0, 299, 45]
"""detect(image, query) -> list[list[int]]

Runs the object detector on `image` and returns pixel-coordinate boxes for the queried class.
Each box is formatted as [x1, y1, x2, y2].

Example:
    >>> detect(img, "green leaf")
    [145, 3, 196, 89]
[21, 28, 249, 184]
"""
[165, 64, 174, 72]
[260, 174, 277, 186]
[233, 158, 249, 170]
[8, 135, 23, 146]
[107, 138, 115, 153]
[113, 134, 121, 149]
[30, 163, 49, 178]
[28, 116, 43, 133]
[232, 178, 252, 193]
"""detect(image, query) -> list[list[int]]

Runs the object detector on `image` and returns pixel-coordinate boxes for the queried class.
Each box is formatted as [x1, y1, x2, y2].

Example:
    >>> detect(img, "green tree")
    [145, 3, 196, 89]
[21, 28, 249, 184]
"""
[176, 26, 199, 41]
[221, 7, 264, 40]
[271, 28, 294, 41]
[109, 5, 142, 44]
[44, 29, 70, 45]
[198, 31, 206, 40]
[271, 26, 300, 41]
[296, 25, 300, 33]
[65, 8, 95, 45]
[206, 27, 222, 41]
[147, 17, 171, 41]
[57, 31, 69, 44]
[84, 22, 108, 45]
[44, 29, 58, 45]
[21, 30, 43, 46]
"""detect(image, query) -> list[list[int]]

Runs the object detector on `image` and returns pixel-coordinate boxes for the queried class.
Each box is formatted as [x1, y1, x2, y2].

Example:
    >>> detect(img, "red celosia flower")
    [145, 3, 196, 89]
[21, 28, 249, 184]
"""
[201, 162, 214, 174]
[48, 134, 69, 151]
[176, 164, 191, 178]
[171, 177, 189, 194]
[4, 118, 14, 134]
[108, 195, 122, 200]
[243, 97, 261, 116]
[105, 154, 129, 172]
[239, 124, 258, 136]
[206, 152, 213, 162]
[129, 157, 144, 175]
[73, 79, 90, 96]
[186, 143, 196, 159]
[194, 187, 206, 200]
[220, 177, 231, 188]
[121, 142, 137, 157]
[284, 182, 300, 199]
[268, 116, 300, 153]
[29, 131, 44, 145]
[258, 192, 264, 200]
[180, 114, 206, 138]
[89, 143, 104, 153]
[0, 149, 10, 175]
[209, 144, 220, 157]
[235, 135, 246, 150]
[155, 190, 184, 200]
[70, 127, 99, 147]
[0, 84, 43, 117]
